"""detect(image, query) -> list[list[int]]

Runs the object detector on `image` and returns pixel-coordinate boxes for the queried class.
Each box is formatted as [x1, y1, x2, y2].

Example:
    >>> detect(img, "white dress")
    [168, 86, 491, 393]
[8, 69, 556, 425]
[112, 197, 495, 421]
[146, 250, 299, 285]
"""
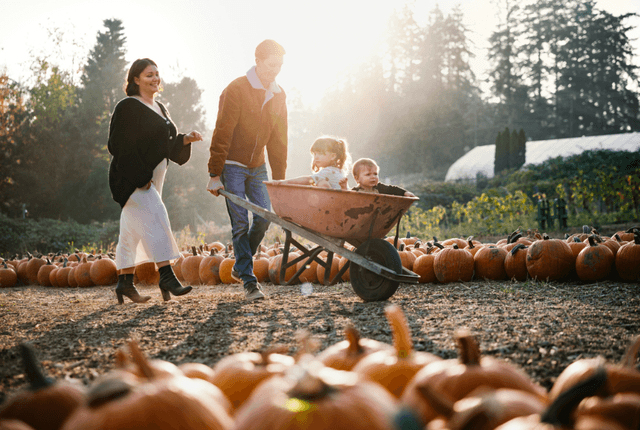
[114, 100, 182, 270]
[310, 166, 346, 189]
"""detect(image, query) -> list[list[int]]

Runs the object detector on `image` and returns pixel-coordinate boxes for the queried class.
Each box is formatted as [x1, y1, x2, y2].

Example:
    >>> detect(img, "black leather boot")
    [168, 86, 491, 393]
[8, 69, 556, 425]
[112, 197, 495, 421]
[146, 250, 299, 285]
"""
[158, 265, 192, 301]
[115, 274, 151, 304]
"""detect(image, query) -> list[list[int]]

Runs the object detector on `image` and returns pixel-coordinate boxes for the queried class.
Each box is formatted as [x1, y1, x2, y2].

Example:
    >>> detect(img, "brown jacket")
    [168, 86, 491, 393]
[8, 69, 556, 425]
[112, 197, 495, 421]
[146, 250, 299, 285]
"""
[208, 75, 288, 179]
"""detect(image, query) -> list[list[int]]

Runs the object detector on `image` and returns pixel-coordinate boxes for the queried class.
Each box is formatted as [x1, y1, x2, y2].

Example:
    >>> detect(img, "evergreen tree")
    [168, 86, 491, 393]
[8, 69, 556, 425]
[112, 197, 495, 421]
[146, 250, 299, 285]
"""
[509, 129, 520, 169]
[518, 128, 527, 167]
[494, 128, 510, 175]
[79, 18, 128, 155]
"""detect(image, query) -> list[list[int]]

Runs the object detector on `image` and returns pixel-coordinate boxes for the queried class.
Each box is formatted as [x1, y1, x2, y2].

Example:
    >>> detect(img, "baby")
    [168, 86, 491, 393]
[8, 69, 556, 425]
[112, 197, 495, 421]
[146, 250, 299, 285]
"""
[351, 158, 416, 197]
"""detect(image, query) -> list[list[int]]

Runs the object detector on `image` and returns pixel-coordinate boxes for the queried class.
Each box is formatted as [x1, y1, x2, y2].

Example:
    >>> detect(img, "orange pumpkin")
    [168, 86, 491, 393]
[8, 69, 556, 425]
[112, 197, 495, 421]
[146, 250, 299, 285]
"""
[504, 244, 529, 281]
[26, 256, 46, 285]
[268, 253, 298, 285]
[575, 235, 614, 281]
[0, 344, 85, 430]
[317, 324, 393, 371]
[134, 262, 159, 285]
[218, 256, 238, 284]
[181, 246, 204, 285]
[474, 246, 507, 281]
[526, 234, 573, 281]
[412, 243, 442, 284]
[74, 256, 94, 288]
[0, 261, 18, 288]
[90, 256, 118, 286]
[56, 259, 73, 288]
[230, 356, 400, 430]
[400, 329, 547, 426]
[252, 252, 270, 283]
[199, 249, 224, 285]
[615, 231, 640, 281]
[433, 244, 474, 283]
[352, 305, 440, 398]
[210, 349, 295, 413]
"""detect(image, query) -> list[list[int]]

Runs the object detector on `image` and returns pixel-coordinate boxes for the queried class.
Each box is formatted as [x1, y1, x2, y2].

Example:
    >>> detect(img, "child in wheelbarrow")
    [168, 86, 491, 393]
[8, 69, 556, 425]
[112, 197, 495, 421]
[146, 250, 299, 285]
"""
[274, 136, 351, 189]
[351, 158, 416, 197]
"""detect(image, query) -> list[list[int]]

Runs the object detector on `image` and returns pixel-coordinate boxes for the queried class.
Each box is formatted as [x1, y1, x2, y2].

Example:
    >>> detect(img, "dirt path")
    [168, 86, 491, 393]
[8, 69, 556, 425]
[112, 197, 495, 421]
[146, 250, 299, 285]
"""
[1, 279, 639, 404]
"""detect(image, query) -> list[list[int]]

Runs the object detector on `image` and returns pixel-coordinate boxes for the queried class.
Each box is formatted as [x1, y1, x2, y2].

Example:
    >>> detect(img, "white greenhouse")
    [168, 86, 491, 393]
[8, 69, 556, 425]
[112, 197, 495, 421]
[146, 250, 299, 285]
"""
[444, 132, 640, 182]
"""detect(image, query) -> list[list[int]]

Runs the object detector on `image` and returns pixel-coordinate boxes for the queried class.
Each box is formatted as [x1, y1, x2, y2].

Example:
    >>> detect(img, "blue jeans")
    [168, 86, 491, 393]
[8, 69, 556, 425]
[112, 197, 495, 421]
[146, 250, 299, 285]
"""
[221, 163, 271, 286]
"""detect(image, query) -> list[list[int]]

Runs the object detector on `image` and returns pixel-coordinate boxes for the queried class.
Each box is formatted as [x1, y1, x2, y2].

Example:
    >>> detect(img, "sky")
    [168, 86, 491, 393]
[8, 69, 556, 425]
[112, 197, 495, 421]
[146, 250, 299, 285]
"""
[1, 0, 639, 131]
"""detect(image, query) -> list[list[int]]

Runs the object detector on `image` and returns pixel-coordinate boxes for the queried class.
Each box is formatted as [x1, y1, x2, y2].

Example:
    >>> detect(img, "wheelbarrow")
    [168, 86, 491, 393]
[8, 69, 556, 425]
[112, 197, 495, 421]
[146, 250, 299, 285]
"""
[219, 182, 420, 301]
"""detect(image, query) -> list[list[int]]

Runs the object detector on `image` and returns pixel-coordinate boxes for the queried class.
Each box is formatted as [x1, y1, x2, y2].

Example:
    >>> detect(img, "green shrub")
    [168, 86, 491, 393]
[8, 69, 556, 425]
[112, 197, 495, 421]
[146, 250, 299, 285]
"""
[0, 213, 119, 257]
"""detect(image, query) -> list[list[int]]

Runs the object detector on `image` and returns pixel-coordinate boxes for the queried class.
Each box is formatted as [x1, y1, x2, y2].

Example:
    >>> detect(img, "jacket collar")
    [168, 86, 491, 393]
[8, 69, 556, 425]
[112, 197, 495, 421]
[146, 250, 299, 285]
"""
[246, 66, 281, 93]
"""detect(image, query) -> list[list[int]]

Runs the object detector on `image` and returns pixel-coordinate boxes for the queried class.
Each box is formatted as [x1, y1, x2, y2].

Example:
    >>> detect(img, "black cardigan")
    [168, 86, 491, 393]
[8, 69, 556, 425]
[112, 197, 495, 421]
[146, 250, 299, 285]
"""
[108, 97, 191, 208]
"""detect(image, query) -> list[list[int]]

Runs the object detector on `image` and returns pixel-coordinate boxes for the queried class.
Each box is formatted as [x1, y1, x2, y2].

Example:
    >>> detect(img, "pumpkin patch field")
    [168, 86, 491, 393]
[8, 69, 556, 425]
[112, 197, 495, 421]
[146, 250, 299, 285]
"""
[1, 226, 639, 429]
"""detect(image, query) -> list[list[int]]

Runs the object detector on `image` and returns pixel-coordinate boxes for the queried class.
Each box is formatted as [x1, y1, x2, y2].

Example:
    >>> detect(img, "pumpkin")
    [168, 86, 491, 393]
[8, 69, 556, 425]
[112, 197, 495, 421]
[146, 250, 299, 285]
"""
[252, 252, 270, 283]
[352, 305, 440, 398]
[0, 343, 85, 430]
[493, 367, 610, 430]
[231, 356, 400, 430]
[412, 243, 443, 284]
[61, 340, 233, 430]
[420, 387, 546, 430]
[576, 392, 640, 430]
[566, 225, 593, 243]
[549, 335, 640, 402]
[173, 254, 186, 281]
[316, 253, 340, 285]
[35, 259, 56, 286]
[615, 231, 640, 281]
[317, 324, 393, 371]
[613, 226, 639, 243]
[181, 246, 204, 285]
[55, 259, 72, 288]
[338, 255, 350, 282]
[90, 256, 118, 286]
[296, 256, 319, 283]
[400, 329, 547, 426]
[218, 256, 238, 284]
[177, 362, 216, 384]
[48, 264, 60, 288]
[465, 237, 483, 257]
[74, 256, 94, 288]
[474, 245, 507, 280]
[0, 261, 18, 288]
[397, 243, 416, 271]
[526, 234, 574, 281]
[16, 256, 31, 285]
[268, 253, 298, 285]
[25, 256, 46, 285]
[134, 262, 159, 285]
[199, 249, 224, 285]
[0, 420, 36, 430]
[575, 235, 614, 281]
[210, 348, 295, 412]
[67, 265, 79, 288]
[504, 243, 529, 282]
[433, 244, 474, 283]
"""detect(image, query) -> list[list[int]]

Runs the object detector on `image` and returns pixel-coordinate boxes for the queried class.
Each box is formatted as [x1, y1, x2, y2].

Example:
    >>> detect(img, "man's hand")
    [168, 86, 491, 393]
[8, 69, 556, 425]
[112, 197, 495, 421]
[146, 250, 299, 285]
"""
[207, 176, 224, 197]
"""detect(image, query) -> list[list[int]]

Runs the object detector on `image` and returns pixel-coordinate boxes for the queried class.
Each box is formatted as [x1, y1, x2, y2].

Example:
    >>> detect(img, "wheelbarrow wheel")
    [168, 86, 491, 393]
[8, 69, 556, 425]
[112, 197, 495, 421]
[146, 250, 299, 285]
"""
[350, 238, 402, 302]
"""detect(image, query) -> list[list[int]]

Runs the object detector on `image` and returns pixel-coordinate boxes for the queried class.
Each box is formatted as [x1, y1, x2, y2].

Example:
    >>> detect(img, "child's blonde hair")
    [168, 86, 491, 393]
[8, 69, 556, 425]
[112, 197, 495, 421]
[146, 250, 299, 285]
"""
[352, 158, 379, 179]
[310, 136, 352, 173]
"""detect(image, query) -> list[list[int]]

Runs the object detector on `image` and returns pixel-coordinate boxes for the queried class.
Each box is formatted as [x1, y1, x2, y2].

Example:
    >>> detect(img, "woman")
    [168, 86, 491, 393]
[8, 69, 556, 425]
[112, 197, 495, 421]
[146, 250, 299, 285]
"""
[108, 58, 203, 304]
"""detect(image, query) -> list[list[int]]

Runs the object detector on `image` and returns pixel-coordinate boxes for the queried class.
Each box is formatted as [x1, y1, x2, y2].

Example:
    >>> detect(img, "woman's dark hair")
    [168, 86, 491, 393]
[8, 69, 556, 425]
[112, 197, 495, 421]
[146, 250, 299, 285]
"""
[124, 58, 158, 96]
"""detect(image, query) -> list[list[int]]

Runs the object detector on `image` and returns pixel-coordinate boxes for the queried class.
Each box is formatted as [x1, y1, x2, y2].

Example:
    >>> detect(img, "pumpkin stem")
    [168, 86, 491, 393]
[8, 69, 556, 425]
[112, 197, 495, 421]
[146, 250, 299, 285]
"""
[385, 305, 413, 359]
[19, 343, 54, 391]
[634, 231, 640, 245]
[455, 329, 481, 365]
[582, 225, 590, 234]
[287, 358, 337, 401]
[540, 366, 607, 427]
[510, 243, 526, 255]
[587, 235, 597, 247]
[114, 348, 130, 369]
[191, 245, 198, 256]
[621, 336, 640, 368]
[344, 324, 363, 355]
[433, 243, 444, 250]
[128, 339, 156, 380]
[260, 344, 289, 364]
[625, 226, 640, 233]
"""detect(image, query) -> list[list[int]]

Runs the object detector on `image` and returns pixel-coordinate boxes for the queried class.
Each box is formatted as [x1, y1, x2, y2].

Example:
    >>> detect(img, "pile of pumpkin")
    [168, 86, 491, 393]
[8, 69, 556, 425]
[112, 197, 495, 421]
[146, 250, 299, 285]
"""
[2, 304, 639, 430]
[403, 226, 640, 284]
[1, 226, 639, 289]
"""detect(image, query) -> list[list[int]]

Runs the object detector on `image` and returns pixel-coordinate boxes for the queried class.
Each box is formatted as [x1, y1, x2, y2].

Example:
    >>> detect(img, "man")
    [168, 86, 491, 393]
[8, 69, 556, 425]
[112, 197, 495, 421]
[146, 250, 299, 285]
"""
[207, 40, 287, 301]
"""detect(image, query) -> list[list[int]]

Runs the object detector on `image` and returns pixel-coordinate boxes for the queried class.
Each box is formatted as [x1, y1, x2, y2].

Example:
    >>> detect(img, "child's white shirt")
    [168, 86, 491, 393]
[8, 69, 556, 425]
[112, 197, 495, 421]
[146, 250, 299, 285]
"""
[310, 166, 345, 189]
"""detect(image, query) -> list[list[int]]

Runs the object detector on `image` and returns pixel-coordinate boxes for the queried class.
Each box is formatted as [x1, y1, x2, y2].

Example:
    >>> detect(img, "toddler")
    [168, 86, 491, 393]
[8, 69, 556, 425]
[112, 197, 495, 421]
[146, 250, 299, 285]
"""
[351, 158, 416, 197]
[277, 136, 351, 189]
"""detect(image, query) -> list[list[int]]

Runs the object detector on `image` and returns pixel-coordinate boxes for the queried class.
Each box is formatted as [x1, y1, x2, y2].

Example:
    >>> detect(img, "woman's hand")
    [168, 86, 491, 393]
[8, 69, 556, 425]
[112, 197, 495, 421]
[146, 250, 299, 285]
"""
[184, 131, 203, 145]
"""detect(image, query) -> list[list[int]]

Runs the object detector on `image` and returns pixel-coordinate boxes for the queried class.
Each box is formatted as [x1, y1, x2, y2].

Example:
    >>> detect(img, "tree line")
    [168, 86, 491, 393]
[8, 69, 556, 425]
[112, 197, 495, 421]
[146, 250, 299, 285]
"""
[1, 0, 638, 228]
[293, 0, 639, 181]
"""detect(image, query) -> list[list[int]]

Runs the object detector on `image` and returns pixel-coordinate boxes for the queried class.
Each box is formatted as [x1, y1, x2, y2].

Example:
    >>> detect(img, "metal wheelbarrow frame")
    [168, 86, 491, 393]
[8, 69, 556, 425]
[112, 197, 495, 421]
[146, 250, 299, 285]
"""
[219, 183, 420, 301]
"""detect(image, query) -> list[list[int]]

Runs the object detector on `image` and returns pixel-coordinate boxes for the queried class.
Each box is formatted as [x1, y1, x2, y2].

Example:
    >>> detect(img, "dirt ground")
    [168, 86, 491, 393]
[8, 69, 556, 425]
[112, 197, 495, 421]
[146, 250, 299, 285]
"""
[1, 277, 639, 405]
